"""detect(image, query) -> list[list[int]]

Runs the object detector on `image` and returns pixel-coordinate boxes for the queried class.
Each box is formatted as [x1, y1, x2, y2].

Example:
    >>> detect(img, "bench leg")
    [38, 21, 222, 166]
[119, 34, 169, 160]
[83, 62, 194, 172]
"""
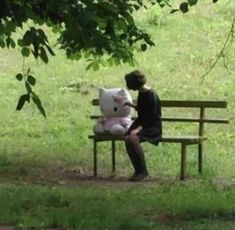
[111, 140, 116, 174]
[94, 140, 97, 176]
[180, 144, 187, 180]
[198, 143, 203, 174]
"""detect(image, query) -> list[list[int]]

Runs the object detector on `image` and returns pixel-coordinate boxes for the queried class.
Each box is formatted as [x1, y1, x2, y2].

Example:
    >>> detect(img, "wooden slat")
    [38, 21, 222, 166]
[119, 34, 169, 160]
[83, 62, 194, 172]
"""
[88, 134, 124, 141]
[90, 115, 229, 124]
[160, 100, 227, 108]
[88, 134, 207, 144]
[92, 99, 227, 108]
[161, 136, 207, 144]
[161, 118, 229, 123]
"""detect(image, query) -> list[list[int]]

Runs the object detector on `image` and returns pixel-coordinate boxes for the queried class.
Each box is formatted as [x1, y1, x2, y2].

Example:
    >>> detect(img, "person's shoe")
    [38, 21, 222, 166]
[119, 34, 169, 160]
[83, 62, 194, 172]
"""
[128, 172, 139, 181]
[128, 172, 149, 182]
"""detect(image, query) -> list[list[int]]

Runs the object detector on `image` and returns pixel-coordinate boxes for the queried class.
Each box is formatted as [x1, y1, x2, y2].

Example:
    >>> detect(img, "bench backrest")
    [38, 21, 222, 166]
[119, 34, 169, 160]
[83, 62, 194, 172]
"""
[91, 99, 228, 137]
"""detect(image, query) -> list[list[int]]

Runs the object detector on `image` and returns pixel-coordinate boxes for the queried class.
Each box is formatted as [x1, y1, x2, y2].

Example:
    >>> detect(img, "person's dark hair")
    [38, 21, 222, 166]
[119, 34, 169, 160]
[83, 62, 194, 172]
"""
[124, 70, 147, 90]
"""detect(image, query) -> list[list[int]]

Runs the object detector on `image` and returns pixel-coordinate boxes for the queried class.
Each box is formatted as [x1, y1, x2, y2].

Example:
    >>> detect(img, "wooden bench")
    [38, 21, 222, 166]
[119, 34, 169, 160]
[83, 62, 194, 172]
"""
[88, 99, 228, 180]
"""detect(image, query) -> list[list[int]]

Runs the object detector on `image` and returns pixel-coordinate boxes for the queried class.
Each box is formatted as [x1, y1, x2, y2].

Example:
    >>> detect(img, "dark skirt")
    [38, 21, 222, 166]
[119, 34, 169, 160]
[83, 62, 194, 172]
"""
[137, 126, 162, 145]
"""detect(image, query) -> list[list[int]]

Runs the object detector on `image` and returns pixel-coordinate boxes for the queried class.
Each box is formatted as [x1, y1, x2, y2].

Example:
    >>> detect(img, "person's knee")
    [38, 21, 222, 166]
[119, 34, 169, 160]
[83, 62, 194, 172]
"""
[124, 135, 130, 142]
[129, 134, 140, 144]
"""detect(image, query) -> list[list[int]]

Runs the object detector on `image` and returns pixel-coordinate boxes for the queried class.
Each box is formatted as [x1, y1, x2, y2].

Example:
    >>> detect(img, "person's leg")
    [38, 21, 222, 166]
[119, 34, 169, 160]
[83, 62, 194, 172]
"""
[125, 134, 148, 181]
[128, 134, 148, 175]
[124, 135, 139, 175]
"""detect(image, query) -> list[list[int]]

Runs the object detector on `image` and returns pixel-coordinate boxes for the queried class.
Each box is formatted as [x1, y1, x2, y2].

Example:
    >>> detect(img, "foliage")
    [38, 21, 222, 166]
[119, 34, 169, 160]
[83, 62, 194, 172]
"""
[0, 0, 219, 64]
[0, 0, 219, 116]
[15, 68, 46, 117]
[0, 0, 157, 65]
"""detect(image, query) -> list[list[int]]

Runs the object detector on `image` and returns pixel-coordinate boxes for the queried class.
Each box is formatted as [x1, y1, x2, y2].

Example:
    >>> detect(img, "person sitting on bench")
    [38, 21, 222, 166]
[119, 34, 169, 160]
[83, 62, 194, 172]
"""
[123, 70, 162, 181]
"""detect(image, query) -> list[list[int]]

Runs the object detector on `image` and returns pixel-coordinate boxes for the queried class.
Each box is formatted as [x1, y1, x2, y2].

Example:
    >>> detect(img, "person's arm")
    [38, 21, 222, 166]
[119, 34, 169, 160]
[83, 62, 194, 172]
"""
[124, 101, 137, 110]
[113, 95, 137, 110]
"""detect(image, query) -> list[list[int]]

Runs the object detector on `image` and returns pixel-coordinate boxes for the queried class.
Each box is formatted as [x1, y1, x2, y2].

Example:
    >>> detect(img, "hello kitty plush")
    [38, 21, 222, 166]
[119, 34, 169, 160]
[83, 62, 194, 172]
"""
[93, 88, 132, 135]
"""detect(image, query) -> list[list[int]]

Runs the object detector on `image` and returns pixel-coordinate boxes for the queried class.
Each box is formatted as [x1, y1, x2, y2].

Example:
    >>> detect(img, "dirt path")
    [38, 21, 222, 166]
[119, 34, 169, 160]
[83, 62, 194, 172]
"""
[0, 165, 178, 187]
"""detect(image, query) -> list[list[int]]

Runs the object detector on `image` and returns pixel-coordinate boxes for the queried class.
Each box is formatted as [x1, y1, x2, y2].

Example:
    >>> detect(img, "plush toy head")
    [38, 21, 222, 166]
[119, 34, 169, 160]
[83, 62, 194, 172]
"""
[99, 88, 132, 117]
[93, 88, 133, 135]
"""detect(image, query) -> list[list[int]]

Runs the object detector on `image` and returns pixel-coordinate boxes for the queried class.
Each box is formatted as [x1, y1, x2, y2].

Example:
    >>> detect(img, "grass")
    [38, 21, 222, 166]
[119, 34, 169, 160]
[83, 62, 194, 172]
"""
[0, 182, 235, 230]
[0, 0, 235, 229]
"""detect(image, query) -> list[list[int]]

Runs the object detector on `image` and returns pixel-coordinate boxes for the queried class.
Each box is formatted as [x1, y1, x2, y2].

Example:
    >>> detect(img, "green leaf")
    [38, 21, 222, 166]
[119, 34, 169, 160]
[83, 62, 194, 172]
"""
[52, 24, 62, 33]
[10, 38, 16, 48]
[212, 0, 219, 2]
[117, 18, 128, 32]
[46, 44, 55, 56]
[86, 62, 93, 70]
[84, 51, 91, 59]
[92, 62, 99, 71]
[125, 13, 134, 25]
[25, 82, 32, 93]
[21, 47, 30, 57]
[180, 2, 189, 13]
[23, 30, 33, 46]
[170, 9, 179, 14]
[16, 73, 23, 81]
[37, 28, 48, 43]
[133, 4, 141, 10]
[159, 3, 165, 7]
[188, 0, 198, 6]
[32, 42, 39, 59]
[31, 92, 47, 118]
[16, 94, 30, 110]
[40, 46, 49, 63]
[27, 75, 36, 86]
[99, 2, 117, 13]
[85, 61, 100, 71]
[140, 44, 147, 51]
[0, 39, 5, 48]
[17, 39, 23, 46]
[6, 37, 11, 48]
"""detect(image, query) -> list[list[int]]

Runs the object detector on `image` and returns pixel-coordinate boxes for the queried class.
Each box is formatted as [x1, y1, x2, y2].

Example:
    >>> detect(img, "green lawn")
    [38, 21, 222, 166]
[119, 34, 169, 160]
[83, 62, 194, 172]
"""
[0, 1, 235, 229]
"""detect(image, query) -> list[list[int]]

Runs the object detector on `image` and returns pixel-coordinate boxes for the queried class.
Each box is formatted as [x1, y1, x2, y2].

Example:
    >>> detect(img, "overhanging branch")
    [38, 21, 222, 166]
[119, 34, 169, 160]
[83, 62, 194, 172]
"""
[201, 17, 235, 79]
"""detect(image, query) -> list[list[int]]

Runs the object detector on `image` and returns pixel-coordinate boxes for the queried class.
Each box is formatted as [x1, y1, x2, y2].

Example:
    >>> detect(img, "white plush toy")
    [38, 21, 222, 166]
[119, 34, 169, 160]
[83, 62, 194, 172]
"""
[93, 88, 133, 135]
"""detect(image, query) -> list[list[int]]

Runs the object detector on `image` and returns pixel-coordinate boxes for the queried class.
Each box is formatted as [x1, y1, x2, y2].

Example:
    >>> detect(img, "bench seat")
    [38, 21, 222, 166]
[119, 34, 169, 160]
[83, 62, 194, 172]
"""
[89, 134, 207, 144]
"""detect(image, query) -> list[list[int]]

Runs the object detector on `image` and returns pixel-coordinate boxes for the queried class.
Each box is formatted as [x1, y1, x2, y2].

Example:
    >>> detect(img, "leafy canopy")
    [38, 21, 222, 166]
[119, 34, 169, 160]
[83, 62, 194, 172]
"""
[0, 0, 218, 116]
[0, 0, 218, 66]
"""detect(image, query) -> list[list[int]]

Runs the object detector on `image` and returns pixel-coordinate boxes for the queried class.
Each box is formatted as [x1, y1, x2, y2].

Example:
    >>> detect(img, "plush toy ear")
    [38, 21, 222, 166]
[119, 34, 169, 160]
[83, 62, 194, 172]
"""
[99, 88, 106, 97]
[117, 89, 127, 97]
[117, 89, 132, 105]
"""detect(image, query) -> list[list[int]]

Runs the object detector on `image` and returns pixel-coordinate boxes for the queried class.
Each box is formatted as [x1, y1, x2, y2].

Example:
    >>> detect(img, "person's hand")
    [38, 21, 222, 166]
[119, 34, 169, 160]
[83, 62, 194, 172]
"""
[124, 101, 137, 110]
[130, 126, 142, 135]
[124, 101, 133, 107]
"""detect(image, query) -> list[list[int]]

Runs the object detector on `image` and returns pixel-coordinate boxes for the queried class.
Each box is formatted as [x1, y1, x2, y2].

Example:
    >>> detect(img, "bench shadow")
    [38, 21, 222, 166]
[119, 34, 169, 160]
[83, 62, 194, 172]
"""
[58, 170, 179, 186]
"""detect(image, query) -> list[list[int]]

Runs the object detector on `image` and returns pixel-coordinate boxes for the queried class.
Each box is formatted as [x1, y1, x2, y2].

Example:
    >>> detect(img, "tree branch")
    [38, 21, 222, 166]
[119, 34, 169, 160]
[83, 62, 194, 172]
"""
[201, 17, 235, 79]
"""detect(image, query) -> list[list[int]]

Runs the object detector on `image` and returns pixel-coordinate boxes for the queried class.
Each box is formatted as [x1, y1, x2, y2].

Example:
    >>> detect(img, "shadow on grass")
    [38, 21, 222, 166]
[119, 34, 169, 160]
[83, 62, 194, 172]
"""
[0, 163, 184, 187]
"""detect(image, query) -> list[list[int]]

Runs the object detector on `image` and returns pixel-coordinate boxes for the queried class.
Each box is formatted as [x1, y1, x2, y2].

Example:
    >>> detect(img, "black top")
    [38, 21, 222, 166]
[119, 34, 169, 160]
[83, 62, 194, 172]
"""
[127, 89, 162, 144]
[137, 89, 161, 128]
